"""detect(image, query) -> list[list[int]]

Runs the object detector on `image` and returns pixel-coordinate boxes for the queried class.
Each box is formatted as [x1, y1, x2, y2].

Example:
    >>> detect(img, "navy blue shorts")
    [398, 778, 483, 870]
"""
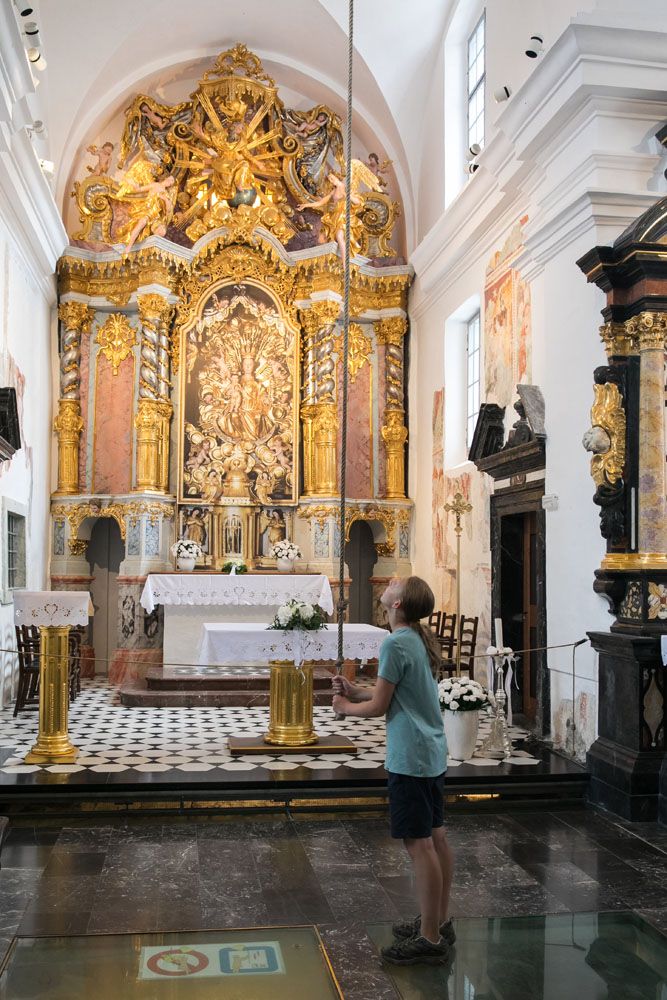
[387, 771, 446, 840]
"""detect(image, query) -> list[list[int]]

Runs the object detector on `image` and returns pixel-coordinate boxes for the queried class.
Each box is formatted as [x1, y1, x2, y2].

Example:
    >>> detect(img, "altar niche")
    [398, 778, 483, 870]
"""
[180, 281, 298, 507]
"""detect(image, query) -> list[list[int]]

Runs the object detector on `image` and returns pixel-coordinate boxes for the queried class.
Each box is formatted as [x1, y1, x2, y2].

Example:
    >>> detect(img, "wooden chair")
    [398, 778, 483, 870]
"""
[13, 625, 40, 716]
[68, 629, 83, 702]
[428, 611, 442, 636]
[438, 613, 458, 660]
[439, 614, 479, 678]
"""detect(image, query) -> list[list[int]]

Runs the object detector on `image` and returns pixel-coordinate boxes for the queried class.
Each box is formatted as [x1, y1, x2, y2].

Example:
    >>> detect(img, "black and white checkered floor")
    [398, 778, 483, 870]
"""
[0, 679, 541, 777]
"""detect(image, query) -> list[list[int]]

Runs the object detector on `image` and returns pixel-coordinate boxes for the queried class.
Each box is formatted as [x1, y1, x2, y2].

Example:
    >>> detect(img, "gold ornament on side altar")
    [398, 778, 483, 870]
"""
[95, 314, 137, 375]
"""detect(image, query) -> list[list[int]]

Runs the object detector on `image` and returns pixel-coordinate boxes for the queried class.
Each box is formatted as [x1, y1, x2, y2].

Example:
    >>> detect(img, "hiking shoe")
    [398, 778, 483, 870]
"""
[381, 934, 451, 966]
[391, 915, 456, 945]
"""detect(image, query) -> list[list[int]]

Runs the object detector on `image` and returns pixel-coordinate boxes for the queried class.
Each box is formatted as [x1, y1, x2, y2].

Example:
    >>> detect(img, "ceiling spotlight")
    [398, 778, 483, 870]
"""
[525, 34, 543, 58]
[466, 161, 479, 175]
[24, 21, 40, 44]
[14, 3, 34, 16]
[27, 119, 47, 140]
[494, 85, 512, 103]
[38, 158, 54, 176]
[27, 48, 47, 71]
[465, 143, 482, 161]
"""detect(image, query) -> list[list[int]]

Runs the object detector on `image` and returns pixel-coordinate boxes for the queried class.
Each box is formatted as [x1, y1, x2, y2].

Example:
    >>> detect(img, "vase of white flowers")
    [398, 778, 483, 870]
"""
[170, 538, 202, 572]
[438, 677, 489, 760]
[271, 540, 301, 573]
[267, 599, 327, 631]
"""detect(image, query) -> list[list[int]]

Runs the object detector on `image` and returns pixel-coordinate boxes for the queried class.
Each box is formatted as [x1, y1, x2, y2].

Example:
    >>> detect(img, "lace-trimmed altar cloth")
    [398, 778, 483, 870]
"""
[198, 622, 388, 667]
[13, 590, 92, 627]
[140, 573, 334, 616]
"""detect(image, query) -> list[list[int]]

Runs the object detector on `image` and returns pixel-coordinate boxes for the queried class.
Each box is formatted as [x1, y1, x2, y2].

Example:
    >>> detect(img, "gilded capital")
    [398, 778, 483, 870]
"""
[627, 312, 667, 351]
[374, 316, 407, 347]
[599, 322, 636, 358]
[58, 301, 95, 335]
[137, 293, 173, 324]
[300, 301, 340, 336]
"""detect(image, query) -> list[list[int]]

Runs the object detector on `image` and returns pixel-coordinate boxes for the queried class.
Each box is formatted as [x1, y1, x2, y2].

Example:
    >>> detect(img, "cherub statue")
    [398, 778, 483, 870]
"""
[113, 174, 177, 252]
[86, 141, 115, 176]
[367, 151, 392, 189]
[297, 159, 382, 259]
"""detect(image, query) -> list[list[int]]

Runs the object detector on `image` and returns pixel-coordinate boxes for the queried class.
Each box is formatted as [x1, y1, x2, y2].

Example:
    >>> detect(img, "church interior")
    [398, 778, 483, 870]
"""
[1, 0, 667, 995]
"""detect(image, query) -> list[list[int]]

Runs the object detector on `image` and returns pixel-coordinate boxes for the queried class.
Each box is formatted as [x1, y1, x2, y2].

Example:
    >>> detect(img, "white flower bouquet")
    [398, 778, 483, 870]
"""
[170, 538, 202, 560]
[267, 599, 327, 632]
[271, 540, 301, 560]
[438, 677, 489, 712]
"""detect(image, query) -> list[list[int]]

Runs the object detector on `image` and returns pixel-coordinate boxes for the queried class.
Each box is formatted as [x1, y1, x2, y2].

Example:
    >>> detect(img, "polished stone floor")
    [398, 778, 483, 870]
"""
[1, 807, 666, 998]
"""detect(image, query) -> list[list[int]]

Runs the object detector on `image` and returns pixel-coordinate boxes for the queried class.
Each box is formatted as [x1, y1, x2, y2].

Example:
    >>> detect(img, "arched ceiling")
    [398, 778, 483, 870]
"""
[35, 0, 454, 251]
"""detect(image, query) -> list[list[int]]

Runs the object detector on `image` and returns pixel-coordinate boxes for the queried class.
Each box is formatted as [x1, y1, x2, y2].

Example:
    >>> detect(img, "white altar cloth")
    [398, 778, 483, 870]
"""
[14, 591, 92, 627]
[198, 622, 388, 667]
[141, 573, 334, 615]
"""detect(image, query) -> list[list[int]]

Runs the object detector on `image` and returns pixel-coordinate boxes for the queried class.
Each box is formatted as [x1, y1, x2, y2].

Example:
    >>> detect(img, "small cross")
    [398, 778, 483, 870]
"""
[444, 492, 473, 536]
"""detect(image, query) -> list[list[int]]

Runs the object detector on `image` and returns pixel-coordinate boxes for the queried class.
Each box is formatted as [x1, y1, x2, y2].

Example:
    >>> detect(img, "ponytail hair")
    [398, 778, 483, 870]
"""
[399, 576, 442, 676]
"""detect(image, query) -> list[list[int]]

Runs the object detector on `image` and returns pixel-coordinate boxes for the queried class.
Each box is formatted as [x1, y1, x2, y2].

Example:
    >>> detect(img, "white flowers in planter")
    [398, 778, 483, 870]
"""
[438, 677, 488, 712]
[170, 539, 202, 560]
[267, 599, 326, 631]
[271, 540, 301, 560]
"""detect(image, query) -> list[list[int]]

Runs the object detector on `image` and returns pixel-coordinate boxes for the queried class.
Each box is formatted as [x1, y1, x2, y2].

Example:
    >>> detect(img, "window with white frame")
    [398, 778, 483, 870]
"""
[1, 499, 27, 604]
[466, 311, 481, 447]
[467, 12, 485, 151]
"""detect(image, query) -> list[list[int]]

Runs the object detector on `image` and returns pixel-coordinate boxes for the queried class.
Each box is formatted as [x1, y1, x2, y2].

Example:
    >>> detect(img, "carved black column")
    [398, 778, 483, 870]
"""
[578, 192, 667, 821]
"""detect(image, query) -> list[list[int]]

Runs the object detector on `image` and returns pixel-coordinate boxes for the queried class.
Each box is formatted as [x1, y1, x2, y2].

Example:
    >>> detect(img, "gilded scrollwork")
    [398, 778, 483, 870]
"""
[334, 323, 372, 383]
[588, 382, 626, 488]
[52, 499, 173, 555]
[95, 314, 137, 376]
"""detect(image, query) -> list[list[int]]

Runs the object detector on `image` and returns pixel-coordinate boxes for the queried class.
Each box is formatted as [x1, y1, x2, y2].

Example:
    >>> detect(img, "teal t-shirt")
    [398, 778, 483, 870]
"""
[378, 626, 447, 777]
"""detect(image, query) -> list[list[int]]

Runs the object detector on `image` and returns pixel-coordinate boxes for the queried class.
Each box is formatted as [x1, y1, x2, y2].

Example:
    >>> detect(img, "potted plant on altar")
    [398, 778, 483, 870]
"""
[221, 560, 248, 574]
[267, 599, 327, 631]
[271, 539, 301, 573]
[438, 676, 489, 760]
[170, 538, 202, 573]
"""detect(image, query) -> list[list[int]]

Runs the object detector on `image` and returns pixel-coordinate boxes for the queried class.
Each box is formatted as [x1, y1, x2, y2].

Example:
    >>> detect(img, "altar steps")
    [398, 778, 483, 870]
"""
[119, 666, 336, 708]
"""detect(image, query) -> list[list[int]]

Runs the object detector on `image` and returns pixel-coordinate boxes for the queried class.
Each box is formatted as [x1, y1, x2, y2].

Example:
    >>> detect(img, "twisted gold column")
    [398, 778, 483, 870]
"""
[375, 317, 408, 499]
[54, 302, 94, 495]
[300, 302, 340, 496]
[25, 626, 78, 764]
[135, 295, 173, 494]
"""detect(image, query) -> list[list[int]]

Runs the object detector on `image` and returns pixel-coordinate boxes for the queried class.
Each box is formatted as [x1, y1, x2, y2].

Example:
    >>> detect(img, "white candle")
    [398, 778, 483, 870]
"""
[494, 617, 504, 650]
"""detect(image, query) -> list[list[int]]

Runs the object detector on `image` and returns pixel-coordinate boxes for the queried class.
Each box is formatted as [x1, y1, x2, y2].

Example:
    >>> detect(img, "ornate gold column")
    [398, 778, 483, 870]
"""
[135, 294, 173, 494]
[629, 312, 667, 556]
[54, 301, 94, 495]
[299, 301, 340, 495]
[25, 626, 78, 763]
[375, 316, 408, 499]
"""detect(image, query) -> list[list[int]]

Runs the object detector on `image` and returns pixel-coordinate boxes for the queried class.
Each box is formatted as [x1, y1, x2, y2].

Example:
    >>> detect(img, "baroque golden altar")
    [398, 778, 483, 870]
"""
[51, 45, 413, 677]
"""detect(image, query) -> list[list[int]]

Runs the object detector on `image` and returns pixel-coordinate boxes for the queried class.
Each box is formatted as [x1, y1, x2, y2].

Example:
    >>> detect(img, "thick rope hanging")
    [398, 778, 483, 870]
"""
[335, 0, 354, 680]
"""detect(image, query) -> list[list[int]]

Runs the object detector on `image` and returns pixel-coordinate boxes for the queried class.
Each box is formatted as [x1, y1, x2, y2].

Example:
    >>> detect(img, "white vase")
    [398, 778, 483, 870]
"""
[176, 556, 196, 572]
[443, 709, 479, 761]
[277, 557, 295, 573]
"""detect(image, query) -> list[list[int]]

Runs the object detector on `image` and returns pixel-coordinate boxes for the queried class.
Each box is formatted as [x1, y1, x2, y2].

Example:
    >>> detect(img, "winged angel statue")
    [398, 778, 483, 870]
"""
[296, 158, 384, 259]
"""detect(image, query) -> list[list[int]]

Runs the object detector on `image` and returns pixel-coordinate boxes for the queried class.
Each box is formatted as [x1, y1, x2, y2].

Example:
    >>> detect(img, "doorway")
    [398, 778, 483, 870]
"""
[492, 488, 547, 730]
[87, 518, 124, 674]
[344, 520, 377, 624]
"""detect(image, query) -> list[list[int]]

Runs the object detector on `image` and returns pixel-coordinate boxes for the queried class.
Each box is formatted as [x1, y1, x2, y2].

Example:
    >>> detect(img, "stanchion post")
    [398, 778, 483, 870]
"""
[25, 625, 79, 764]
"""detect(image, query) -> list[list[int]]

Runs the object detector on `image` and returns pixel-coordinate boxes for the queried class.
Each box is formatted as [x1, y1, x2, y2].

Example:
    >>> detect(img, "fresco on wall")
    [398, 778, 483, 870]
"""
[181, 283, 298, 505]
[484, 215, 532, 408]
[432, 388, 446, 567]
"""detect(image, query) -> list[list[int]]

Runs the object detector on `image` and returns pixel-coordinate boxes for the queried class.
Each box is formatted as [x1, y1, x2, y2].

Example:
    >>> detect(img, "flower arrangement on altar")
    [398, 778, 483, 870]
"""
[271, 540, 301, 560]
[267, 599, 327, 631]
[170, 539, 202, 561]
[221, 561, 248, 574]
[438, 677, 488, 712]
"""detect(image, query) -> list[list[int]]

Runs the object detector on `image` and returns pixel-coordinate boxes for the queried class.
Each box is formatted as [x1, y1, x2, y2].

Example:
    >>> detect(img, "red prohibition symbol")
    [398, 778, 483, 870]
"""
[146, 948, 210, 977]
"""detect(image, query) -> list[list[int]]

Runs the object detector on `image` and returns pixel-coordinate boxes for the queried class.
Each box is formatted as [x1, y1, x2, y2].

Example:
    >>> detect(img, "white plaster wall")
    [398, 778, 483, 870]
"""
[0, 220, 54, 708]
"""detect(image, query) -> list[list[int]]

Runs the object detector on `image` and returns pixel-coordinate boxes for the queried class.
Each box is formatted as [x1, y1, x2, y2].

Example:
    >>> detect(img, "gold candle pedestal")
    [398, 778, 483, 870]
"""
[25, 626, 78, 764]
[264, 660, 319, 747]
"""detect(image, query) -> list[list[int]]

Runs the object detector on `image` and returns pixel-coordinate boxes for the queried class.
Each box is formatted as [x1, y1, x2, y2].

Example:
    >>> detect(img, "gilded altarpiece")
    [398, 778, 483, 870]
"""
[51, 45, 414, 680]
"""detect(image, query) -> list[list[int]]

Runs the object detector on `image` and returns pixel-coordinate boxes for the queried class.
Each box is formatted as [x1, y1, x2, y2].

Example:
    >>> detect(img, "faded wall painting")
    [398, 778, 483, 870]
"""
[484, 215, 532, 409]
[180, 283, 298, 504]
[432, 388, 446, 567]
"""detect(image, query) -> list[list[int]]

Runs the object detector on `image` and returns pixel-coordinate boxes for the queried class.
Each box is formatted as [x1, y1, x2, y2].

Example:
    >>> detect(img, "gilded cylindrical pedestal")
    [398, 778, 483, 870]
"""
[265, 660, 318, 747]
[25, 626, 78, 764]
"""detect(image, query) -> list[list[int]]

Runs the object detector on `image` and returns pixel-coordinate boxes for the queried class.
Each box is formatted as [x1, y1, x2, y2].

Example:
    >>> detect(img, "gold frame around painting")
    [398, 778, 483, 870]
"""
[177, 276, 300, 507]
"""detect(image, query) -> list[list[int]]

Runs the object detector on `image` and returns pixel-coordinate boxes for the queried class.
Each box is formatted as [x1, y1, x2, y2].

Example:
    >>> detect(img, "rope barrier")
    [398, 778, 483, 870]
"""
[0, 637, 589, 673]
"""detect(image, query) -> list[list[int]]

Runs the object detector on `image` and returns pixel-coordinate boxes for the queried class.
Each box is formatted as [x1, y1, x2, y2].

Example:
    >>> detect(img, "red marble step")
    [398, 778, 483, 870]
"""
[145, 666, 335, 692]
[119, 679, 335, 709]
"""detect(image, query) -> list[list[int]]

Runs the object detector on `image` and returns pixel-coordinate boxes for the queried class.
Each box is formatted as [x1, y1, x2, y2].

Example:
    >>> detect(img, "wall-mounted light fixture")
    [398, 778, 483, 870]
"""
[525, 34, 543, 58]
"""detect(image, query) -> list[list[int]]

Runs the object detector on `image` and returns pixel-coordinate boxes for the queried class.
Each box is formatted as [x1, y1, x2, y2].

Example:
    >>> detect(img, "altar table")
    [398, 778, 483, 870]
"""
[197, 623, 388, 752]
[140, 573, 334, 667]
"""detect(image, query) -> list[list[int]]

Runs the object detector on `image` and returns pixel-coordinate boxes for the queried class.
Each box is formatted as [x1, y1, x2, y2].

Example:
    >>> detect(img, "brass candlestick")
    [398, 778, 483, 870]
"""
[444, 492, 472, 675]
